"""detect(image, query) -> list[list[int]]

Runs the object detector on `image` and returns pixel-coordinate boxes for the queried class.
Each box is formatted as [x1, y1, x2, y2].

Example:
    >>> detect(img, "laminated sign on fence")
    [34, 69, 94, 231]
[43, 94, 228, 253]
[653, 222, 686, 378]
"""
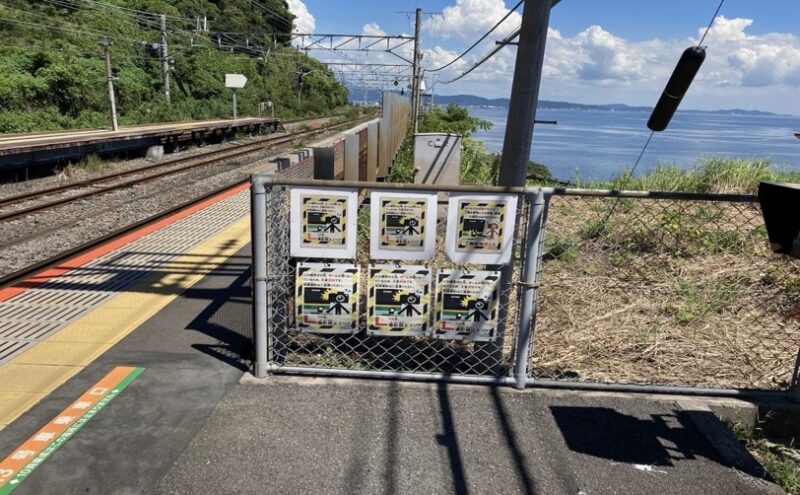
[290, 187, 358, 259]
[435, 269, 501, 341]
[369, 191, 438, 260]
[368, 265, 431, 336]
[295, 263, 360, 334]
[445, 193, 518, 264]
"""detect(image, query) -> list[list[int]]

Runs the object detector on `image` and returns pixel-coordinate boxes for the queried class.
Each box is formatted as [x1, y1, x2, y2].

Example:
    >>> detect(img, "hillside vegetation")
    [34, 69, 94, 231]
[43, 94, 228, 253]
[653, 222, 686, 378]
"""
[0, 0, 349, 132]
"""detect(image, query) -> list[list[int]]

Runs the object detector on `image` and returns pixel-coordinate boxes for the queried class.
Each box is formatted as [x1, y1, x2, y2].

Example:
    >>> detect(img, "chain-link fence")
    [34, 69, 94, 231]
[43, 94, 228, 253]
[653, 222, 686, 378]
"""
[252, 177, 537, 383]
[531, 191, 800, 391]
[252, 178, 800, 393]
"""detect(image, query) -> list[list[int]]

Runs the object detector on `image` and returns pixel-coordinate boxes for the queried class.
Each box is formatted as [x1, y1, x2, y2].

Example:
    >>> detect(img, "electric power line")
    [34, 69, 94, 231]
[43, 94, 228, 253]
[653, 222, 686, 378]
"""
[439, 25, 521, 84]
[698, 0, 725, 46]
[427, 0, 522, 72]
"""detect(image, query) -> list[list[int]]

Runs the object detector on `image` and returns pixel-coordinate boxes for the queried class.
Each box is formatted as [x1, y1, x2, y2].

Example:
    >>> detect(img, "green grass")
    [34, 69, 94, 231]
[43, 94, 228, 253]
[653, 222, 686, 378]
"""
[0, 0, 350, 133]
[315, 345, 366, 370]
[730, 422, 800, 494]
[579, 157, 800, 194]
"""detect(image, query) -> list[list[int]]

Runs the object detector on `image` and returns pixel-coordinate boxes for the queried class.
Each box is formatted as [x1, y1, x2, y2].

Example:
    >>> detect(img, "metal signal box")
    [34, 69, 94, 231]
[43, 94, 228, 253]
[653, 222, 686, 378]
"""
[413, 133, 462, 186]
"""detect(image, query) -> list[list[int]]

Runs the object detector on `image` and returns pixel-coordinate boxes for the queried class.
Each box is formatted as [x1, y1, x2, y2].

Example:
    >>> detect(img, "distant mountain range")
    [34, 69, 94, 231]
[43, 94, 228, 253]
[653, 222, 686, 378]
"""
[347, 87, 780, 116]
[431, 94, 779, 116]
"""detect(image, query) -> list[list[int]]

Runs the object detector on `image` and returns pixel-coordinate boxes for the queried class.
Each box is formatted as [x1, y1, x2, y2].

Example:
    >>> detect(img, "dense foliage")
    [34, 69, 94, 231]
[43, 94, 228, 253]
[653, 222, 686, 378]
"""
[0, 0, 349, 132]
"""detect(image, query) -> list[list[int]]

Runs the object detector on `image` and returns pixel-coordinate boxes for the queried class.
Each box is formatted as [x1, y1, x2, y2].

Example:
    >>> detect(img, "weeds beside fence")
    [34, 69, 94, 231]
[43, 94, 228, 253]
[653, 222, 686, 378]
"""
[533, 192, 800, 390]
[252, 177, 800, 393]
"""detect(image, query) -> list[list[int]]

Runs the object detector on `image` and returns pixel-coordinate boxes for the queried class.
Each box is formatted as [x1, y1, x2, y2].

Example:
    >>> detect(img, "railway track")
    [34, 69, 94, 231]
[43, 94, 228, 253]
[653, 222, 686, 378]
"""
[0, 113, 374, 284]
[0, 180, 246, 290]
[0, 115, 371, 222]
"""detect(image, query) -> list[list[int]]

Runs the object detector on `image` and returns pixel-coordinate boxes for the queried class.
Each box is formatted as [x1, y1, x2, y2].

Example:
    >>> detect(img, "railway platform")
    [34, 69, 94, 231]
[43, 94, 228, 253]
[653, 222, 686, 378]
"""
[0, 180, 784, 495]
[0, 95, 786, 493]
[0, 118, 280, 172]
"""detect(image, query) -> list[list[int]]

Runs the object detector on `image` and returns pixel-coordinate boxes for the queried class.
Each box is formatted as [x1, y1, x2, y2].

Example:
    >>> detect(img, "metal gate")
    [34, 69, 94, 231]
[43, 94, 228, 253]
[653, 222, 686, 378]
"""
[251, 176, 800, 397]
[251, 176, 545, 387]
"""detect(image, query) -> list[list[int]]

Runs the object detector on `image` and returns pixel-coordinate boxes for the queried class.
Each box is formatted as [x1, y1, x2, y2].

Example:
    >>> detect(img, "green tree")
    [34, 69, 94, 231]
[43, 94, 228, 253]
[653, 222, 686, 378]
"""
[0, 0, 349, 132]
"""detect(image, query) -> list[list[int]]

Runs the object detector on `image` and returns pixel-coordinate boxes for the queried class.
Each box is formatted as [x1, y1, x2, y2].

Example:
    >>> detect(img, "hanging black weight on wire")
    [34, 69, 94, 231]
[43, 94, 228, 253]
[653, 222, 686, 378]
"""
[647, 46, 706, 132]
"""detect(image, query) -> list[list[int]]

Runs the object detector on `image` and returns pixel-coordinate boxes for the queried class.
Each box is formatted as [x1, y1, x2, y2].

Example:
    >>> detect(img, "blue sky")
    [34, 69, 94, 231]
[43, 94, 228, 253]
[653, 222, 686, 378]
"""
[288, 1, 800, 113]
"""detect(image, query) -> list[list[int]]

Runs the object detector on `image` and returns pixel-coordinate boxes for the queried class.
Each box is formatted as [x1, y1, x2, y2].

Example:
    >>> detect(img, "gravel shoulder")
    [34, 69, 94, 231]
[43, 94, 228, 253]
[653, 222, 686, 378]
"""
[0, 116, 345, 277]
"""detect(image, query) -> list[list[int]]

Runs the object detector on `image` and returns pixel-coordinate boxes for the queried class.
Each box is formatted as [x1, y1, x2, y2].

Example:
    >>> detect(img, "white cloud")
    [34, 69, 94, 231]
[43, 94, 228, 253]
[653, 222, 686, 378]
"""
[704, 17, 800, 88]
[430, 13, 800, 113]
[362, 22, 386, 37]
[425, 0, 521, 40]
[287, 0, 315, 33]
[425, 46, 468, 73]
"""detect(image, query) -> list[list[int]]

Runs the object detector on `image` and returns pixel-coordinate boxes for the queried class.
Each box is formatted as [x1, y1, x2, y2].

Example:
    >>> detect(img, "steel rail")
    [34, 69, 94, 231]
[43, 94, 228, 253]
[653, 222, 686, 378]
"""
[0, 114, 350, 208]
[0, 179, 249, 291]
[0, 116, 373, 222]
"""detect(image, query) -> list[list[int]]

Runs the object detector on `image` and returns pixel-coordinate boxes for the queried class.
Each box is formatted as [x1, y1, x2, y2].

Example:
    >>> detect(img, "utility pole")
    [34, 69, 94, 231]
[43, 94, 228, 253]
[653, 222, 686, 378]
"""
[296, 69, 314, 108]
[497, 0, 552, 187]
[411, 7, 422, 134]
[98, 37, 118, 131]
[486, 0, 552, 381]
[430, 74, 439, 108]
[160, 14, 171, 105]
[232, 90, 238, 119]
[297, 71, 303, 107]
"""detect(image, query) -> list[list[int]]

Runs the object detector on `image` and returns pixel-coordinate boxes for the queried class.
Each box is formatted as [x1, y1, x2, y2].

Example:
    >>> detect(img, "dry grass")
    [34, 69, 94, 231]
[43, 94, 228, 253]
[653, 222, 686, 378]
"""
[533, 196, 800, 389]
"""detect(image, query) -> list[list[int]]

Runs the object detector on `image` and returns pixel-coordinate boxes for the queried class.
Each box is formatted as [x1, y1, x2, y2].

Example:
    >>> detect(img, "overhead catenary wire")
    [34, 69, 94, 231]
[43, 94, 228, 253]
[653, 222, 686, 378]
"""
[439, 25, 521, 84]
[697, 0, 725, 47]
[78, 0, 191, 21]
[595, 0, 726, 230]
[427, 0, 523, 72]
[0, 13, 147, 45]
[36, 0, 165, 30]
[247, 0, 293, 28]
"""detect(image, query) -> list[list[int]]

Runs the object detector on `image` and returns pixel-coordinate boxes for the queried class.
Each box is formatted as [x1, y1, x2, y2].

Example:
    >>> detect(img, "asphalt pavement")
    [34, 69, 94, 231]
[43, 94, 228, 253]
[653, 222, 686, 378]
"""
[156, 377, 782, 495]
[0, 244, 786, 495]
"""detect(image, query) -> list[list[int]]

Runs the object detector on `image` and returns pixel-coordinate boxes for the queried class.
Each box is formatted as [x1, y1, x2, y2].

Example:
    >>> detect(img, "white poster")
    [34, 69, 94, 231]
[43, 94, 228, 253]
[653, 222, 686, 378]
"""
[369, 190, 438, 260]
[434, 269, 501, 341]
[290, 187, 358, 259]
[367, 265, 431, 336]
[295, 263, 360, 334]
[444, 193, 518, 265]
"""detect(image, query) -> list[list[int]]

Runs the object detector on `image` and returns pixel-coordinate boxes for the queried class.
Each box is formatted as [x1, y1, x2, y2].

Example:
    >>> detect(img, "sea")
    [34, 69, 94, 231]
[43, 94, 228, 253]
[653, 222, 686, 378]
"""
[469, 107, 800, 182]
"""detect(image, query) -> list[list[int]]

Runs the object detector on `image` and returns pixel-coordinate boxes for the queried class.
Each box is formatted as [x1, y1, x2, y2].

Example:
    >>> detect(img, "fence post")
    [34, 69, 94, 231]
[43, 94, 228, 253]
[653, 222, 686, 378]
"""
[792, 353, 800, 403]
[251, 178, 269, 378]
[513, 189, 548, 389]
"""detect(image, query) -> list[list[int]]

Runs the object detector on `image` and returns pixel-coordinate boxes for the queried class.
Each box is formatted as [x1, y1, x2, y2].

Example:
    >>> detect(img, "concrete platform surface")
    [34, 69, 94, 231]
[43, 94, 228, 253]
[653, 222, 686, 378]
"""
[0, 235, 786, 495]
[156, 377, 782, 495]
[0, 118, 275, 151]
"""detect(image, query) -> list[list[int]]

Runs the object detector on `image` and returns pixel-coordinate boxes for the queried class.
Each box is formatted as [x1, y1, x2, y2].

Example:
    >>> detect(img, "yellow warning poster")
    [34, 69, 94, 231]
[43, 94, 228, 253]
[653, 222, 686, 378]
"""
[290, 187, 358, 259]
[434, 269, 501, 341]
[367, 265, 431, 336]
[444, 193, 518, 264]
[369, 190, 438, 260]
[295, 263, 360, 334]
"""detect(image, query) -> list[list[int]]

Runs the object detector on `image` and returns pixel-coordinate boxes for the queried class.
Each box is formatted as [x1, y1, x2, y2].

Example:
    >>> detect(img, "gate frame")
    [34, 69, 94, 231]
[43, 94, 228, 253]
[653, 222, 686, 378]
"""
[252, 176, 799, 398]
[251, 175, 542, 387]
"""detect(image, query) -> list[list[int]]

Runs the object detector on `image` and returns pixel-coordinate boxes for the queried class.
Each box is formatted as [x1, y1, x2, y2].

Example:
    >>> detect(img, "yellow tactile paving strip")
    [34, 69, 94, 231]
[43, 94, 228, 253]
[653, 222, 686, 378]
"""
[0, 215, 251, 429]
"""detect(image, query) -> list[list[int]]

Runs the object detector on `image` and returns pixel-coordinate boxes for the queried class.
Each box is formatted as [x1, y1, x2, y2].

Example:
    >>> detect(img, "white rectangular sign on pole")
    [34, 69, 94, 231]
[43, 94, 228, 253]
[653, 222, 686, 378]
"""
[225, 73, 247, 89]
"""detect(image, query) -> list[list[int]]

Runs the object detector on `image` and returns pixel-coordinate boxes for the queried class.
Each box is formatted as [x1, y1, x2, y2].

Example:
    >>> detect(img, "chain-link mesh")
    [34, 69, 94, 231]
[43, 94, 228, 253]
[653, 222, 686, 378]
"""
[531, 193, 800, 390]
[264, 186, 531, 377]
